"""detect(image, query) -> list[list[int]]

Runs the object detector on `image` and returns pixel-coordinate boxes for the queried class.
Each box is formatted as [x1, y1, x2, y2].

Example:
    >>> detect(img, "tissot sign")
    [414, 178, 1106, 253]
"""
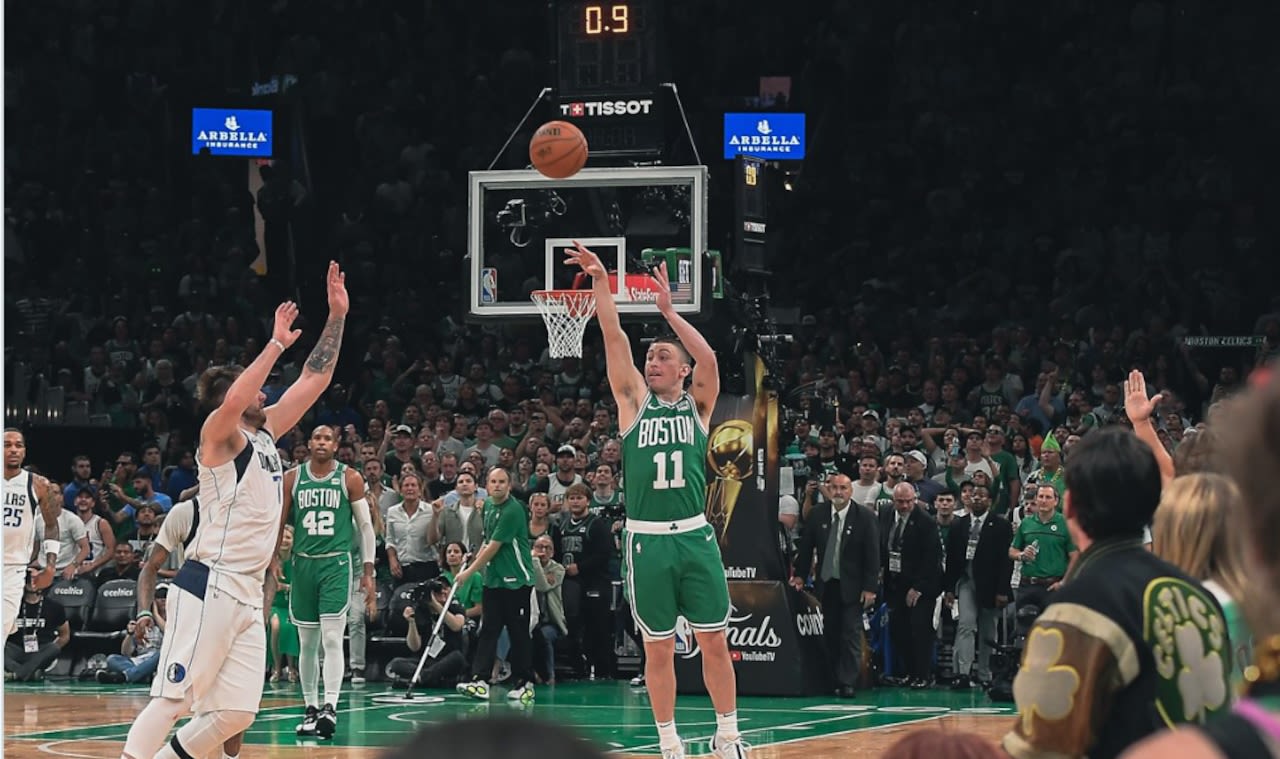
[559, 98, 655, 117]
[191, 108, 273, 157]
[723, 112, 805, 160]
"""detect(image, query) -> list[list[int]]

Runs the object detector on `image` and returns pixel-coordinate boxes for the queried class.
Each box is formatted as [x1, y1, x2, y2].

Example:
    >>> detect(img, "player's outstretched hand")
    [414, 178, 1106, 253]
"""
[326, 261, 349, 317]
[272, 302, 303, 350]
[652, 260, 674, 315]
[29, 565, 53, 591]
[1123, 369, 1162, 425]
[566, 241, 607, 279]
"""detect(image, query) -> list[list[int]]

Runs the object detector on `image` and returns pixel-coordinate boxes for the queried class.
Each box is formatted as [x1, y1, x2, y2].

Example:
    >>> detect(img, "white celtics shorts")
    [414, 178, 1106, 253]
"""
[151, 563, 266, 714]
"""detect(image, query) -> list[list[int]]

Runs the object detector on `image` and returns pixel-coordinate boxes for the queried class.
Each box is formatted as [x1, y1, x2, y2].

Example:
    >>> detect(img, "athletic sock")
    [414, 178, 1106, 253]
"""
[656, 720, 681, 751]
[715, 711, 740, 742]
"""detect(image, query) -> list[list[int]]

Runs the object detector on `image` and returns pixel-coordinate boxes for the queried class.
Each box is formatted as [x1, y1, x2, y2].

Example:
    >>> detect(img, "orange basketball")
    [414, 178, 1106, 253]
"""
[530, 120, 588, 179]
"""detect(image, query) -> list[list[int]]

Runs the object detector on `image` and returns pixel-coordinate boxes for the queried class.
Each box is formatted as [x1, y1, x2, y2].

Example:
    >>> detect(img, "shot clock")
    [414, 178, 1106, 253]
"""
[556, 1, 660, 95]
[554, 0, 665, 157]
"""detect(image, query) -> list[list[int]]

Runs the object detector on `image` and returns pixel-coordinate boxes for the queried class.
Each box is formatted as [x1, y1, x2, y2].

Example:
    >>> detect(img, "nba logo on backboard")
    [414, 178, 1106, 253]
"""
[480, 268, 498, 304]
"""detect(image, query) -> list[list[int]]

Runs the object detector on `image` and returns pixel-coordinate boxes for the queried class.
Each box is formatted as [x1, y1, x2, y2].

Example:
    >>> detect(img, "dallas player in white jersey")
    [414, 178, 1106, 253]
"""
[122, 261, 349, 759]
[3, 428, 62, 635]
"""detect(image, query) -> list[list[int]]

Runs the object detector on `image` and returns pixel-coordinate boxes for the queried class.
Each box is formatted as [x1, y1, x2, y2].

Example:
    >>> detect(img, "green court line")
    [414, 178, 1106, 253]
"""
[5, 681, 1015, 754]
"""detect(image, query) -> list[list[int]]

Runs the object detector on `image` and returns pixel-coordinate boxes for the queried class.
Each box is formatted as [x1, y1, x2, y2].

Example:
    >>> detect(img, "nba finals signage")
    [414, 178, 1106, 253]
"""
[191, 108, 274, 157]
[673, 355, 829, 695]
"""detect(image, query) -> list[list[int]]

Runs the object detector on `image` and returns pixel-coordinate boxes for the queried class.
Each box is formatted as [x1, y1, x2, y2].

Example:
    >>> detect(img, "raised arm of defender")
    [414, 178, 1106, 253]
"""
[567, 242, 646, 427]
[265, 262, 349, 437]
[201, 302, 303, 460]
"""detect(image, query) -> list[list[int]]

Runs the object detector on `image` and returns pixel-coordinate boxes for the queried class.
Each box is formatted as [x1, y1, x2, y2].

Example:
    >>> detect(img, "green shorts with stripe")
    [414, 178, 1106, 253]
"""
[289, 554, 351, 626]
[621, 522, 730, 639]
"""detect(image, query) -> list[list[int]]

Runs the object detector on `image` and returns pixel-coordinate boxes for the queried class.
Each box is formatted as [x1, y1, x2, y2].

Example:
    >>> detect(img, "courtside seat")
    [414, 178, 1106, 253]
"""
[370, 581, 418, 647]
[48, 578, 96, 632]
[78, 579, 136, 641]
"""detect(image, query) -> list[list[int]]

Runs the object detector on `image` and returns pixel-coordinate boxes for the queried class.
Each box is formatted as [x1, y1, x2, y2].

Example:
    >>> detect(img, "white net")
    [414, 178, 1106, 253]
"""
[532, 290, 597, 358]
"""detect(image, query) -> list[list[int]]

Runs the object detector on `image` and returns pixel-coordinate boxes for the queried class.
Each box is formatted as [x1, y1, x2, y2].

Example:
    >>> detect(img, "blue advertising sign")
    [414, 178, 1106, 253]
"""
[723, 113, 805, 160]
[191, 108, 273, 157]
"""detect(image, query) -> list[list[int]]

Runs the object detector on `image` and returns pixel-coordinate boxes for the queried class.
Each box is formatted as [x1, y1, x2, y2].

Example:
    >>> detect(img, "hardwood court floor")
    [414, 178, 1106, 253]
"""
[4, 680, 1012, 758]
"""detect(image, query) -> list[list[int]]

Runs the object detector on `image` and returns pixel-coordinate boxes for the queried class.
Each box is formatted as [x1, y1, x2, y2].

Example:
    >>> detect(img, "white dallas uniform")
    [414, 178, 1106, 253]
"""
[153, 428, 283, 714]
[3, 469, 40, 635]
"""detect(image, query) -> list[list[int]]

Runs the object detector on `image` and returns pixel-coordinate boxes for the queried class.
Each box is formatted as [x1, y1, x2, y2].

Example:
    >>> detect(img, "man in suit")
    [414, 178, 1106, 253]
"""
[942, 483, 1013, 689]
[789, 474, 880, 697]
[879, 482, 942, 688]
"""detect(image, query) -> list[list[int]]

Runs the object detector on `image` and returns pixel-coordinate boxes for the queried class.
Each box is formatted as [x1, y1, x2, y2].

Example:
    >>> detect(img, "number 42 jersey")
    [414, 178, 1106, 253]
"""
[290, 462, 354, 557]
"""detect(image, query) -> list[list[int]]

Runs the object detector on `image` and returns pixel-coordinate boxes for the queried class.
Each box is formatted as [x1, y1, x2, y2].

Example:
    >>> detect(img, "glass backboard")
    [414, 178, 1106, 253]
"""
[468, 165, 707, 320]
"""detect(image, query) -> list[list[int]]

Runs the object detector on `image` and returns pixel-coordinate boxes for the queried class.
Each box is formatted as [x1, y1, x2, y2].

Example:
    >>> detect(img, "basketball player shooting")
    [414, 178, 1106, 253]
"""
[566, 241, 747, 759]
[3, 428, 63, 636]
[121, 262, 349, 759]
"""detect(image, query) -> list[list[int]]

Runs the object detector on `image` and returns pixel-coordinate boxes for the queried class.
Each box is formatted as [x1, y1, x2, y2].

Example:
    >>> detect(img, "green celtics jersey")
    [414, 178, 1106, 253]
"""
[291, 462, 354, 557]
[620, 391, 708, 523]
[482, 496, 534, 590]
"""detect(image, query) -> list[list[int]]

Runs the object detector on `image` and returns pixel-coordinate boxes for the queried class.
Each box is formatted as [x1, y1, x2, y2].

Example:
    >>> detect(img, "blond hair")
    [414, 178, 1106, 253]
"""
[1152, 473, 1248, 604]
[1218, 378, 1280, 636]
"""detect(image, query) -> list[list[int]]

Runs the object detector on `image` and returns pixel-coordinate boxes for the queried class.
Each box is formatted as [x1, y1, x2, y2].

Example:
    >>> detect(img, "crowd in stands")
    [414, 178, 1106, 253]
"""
[7, 0, 1280, 707]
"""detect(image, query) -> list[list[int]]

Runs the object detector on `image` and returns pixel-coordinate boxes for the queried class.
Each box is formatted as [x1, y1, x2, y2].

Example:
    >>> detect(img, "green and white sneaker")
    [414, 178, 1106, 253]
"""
[459, 678, 490, 701]
[506, 681, 535, 705]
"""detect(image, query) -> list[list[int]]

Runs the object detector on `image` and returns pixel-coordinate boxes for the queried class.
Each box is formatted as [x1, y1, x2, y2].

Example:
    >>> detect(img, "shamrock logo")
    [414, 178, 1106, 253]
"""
[1013, 627, 1081, 736]
[1144, 578, 1231, 726]
[1175, 621, 1227, 721]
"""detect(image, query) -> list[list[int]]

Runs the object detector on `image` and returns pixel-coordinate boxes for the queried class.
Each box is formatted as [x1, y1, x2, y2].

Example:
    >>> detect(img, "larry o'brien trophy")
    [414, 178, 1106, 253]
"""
[705, 419, 754, 544]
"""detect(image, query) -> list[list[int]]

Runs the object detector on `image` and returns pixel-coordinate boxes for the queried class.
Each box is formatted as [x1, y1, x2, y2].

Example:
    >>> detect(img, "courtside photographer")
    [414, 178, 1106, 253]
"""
[387, 577, 469, 689]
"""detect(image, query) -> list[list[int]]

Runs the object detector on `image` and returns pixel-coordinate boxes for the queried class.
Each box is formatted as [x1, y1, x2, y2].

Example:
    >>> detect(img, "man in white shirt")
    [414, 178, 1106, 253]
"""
[385, 472, 438, 584]
[34, 508, 89, 581]
[849, 454, 885, 511]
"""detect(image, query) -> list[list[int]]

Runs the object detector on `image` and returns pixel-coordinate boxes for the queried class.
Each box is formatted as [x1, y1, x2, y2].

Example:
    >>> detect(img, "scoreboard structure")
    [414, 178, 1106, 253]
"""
[553, 0, 665, 158]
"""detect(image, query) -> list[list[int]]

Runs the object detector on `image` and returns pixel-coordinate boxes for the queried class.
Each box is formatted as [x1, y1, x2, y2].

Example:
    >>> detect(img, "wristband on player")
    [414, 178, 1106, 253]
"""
[42, 540, 60, 559]
[268, 338, 286, 352]
[135, 610, 153, 620]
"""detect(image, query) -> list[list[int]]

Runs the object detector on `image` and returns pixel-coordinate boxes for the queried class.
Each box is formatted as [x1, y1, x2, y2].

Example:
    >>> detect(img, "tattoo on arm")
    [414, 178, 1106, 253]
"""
[39, 479, 59, 544]
[305, 316, 346, 374]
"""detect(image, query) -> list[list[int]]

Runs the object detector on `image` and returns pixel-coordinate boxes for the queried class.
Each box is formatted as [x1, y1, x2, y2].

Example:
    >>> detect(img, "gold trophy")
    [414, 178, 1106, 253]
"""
[706, 419, 755, 543]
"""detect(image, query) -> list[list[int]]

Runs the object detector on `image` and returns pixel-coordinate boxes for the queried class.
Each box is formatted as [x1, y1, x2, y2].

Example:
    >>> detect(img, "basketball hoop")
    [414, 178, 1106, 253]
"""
[532, 290, 597, 358]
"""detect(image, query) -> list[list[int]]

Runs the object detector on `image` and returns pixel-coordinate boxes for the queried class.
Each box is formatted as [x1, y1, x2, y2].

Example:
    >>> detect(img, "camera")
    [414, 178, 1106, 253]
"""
[409, 577, 449, 608]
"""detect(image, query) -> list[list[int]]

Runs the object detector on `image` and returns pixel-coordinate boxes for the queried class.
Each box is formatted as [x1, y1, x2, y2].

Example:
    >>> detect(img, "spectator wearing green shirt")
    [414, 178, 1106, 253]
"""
[439, 541, 485, 621]
[452, 468, 535, 704]
[984, 426, 1020, 516]
[1009, 484, 1078, 615]
[1030, 434, 1067, 498]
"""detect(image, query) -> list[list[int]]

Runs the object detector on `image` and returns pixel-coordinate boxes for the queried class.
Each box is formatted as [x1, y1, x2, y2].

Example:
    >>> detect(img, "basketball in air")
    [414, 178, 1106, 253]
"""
[530, 120, 589, 179]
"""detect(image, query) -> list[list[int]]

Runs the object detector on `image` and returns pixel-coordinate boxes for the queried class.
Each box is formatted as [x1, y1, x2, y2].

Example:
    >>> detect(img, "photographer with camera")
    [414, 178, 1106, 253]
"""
[387, 577, 469, 689]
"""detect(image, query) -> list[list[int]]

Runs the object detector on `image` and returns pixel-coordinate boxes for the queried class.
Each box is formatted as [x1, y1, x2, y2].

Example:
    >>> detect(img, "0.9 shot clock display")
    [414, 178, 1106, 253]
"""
[556, 0, 660, 96]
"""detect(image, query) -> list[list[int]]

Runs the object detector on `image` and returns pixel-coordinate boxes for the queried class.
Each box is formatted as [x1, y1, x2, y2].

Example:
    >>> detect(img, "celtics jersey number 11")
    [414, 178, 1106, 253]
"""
[291, 462, 354, 557]
[620, 392, 709, 523]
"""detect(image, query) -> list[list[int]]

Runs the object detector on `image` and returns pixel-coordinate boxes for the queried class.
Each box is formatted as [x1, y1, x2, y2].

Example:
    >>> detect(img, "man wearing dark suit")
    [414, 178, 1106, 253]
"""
[942, 483, 1013, 689]
[879, 482, 943, 688]
[790, 474, 880, 698]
